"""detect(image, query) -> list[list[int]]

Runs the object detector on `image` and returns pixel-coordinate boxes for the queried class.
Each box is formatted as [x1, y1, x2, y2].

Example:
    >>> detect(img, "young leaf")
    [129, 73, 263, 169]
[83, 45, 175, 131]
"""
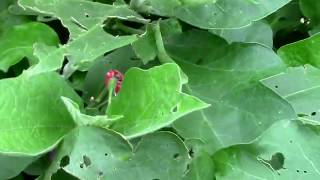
[0, 72, 81, 155]
[107, 63, 210, 138]
[41, 127, 190, 180]
[62, 97, 122, 128]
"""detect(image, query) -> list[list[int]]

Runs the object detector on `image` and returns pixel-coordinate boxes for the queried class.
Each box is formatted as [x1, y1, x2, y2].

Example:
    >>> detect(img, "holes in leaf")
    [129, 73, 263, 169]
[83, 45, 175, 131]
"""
[80, 163, 84, 168]
[188, 148, 194, 158]
[275, 85, 279, 88]
[83, 155, 92, 167]
[173, 153, 180, 160]
[60, 156, 70, 168]
[98, 171, 104, 177]
[196, 58, 204, 65]
[261, 152, 285, 171]
[130, 57, 140, 61]
[304, 170, 308, 173]
[104, 153, 108, 156]
[296, 169, 300, 173]
[85, 13, 90, 18]
[289, 140, 293, 144]
[311, 112, 317, 116]
[171, 105, 178, 113]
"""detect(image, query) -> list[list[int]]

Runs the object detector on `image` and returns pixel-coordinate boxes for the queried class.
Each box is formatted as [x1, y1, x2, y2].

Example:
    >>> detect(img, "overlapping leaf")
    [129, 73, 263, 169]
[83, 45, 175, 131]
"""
[17, 0, 147, 71]
[41, 127, 190, 180]
[262, 65, 320, 123]
[278, 34, 320, 68]
[213, 120, 320, 179]
[0, 22, 59, 72]
[107, 63, 210, 138]
[210, 21, 273, 47]
[137, 0, 290, 29]
[166, 30, 295, 153]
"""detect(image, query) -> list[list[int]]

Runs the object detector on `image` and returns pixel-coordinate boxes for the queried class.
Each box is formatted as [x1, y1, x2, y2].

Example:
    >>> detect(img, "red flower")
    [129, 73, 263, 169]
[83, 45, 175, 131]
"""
[105, 70, 124, 94]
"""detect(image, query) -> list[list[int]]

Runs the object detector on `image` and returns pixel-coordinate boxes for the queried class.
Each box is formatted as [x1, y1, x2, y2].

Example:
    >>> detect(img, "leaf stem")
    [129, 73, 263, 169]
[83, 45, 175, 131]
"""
[62, 62, 76, 79]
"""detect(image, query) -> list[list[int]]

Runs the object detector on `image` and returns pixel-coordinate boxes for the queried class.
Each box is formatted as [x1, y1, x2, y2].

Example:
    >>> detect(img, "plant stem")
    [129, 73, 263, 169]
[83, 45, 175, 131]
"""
[115, 22, 144, 35]
[62, 62, 76, 79]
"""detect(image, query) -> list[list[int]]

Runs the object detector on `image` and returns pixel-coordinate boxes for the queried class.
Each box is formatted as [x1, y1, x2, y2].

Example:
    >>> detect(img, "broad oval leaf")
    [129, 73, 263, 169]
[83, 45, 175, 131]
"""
[107, 63, 210, 138]
[138, 0, 291, 29]
[167, 30, 295, 153]
[0, 72, 80, 155]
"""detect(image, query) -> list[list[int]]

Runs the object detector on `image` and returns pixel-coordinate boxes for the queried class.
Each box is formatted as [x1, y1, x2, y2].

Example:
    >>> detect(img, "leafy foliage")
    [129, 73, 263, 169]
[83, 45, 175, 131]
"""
[1, 0, 320, 179]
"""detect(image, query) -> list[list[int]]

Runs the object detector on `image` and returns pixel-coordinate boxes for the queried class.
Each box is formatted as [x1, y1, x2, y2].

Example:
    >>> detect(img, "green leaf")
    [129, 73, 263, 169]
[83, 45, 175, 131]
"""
[132, 24, 157, 64]
[25, 43, 64, 76]
[167, 30, 295, 153]
[210, 21, 273, 47]
[0, 72, 81, 155]
[107, 63, 209, 138]
[137, 0, 291, 29]
[0, 22, 59, 72]
[182, 140, 215, 180]
[42, 127, 190, 180]
[18, 0, 146, 71]
[262, 65, 320, 123]
[0, 154, 35, 179]
[278, 34, 320, 68]
[62, 97, 122, 128]
[213, 120, 320, 179]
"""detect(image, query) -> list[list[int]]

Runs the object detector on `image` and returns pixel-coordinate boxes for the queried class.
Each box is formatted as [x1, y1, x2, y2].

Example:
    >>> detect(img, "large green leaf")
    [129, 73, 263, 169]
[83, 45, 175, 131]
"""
[107, 63, 210, 138]
[41, 127, 190, 180]
[166, 30, 295, 153]
[0, 22, 59, 72]
[213, 120, 320, 179]
[0, 72, 80, 155]
[278, 34, 320, 68]
[18, 0, 146, 71]
[137, 0, 291, 29]
[262, 65, 320, 123]
[210, 21, 273, 47]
